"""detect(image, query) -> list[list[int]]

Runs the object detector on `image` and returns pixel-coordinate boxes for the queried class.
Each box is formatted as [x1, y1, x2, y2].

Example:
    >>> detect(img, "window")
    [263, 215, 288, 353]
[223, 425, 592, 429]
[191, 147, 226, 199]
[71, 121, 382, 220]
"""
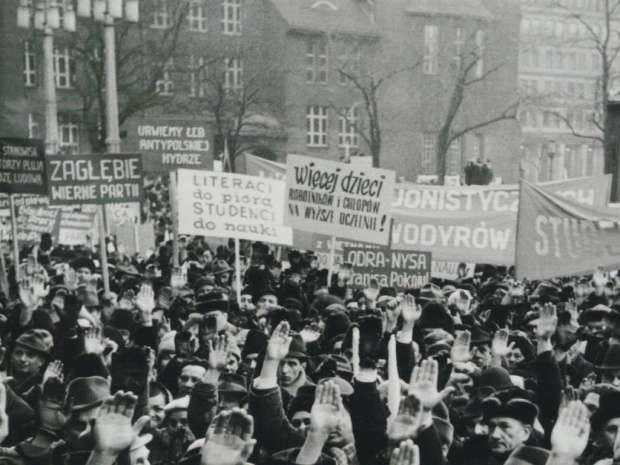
[306, 37, 328, 84]
[190, 56, 205, 97]
[447, 139, 461, 175]
[28, 113, 40, 139]
[475, 29, 484, 78]
[454, 27, 464, 69]
[339, 42, 360, 86]
[221, 0, 242, 35]
[422, 133, 436, 174]
[53, 47, 73, 89]
[568, 52, 576, 71]
[224, 58, 243, 91]
[555, 51, 563, 70]
[156, 59, 174, 95]
[307, 106, 328, 147]
[59, 115, 79, 153]
[24, 41, 36, 87]
[338, 107, 359, 148]
[531, 49, 540, 67]
[423, 25, 438, 75]
[151, 0, 170, 28]
[188, 1, 207, 32]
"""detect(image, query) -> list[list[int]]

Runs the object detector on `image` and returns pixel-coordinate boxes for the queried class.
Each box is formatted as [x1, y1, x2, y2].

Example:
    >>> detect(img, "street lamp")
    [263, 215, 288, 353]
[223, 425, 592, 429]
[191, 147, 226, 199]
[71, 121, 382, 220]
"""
[76, 0, 139, 154]
[17, 0, 76, 155]
[547, 140, 556, 181]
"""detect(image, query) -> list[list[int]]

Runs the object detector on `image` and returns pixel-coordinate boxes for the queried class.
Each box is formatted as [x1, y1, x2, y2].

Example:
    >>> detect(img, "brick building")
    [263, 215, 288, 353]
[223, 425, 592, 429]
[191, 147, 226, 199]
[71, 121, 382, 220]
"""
[0, 0, 522, 182]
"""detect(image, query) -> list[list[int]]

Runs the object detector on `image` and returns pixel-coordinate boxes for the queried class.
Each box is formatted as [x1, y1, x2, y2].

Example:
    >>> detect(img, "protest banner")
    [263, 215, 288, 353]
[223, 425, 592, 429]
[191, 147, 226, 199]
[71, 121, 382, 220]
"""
[0, 138, 46, 195]
[123, 118, 213, 174]
[17, 204, 58, 243]
[45, 153, 144, 205]
[515, 181, 620, 280]
[55, 210, 96, 246]
[431, 261, 475, 281]
[176, 169, 293, 245]
[344, 246, 431, 290]
[284, 154, 396, 246]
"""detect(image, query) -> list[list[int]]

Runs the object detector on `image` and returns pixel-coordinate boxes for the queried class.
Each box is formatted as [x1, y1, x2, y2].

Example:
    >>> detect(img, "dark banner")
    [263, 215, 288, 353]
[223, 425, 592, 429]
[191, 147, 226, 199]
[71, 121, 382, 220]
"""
[343, 246, 431, 290]
[0, 138, 46, 195]
[46, 153, 143, 205]
[123, 118, 212, 174]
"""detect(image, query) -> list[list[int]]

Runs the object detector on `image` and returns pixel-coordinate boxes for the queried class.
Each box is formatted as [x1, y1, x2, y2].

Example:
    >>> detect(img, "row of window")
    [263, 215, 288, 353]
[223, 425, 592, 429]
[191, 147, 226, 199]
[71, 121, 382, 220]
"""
[522, 0, 606, 12]
[28, 113, 79, 151]
[519, 78, 598, 101]
[307, 106, 360, 148]
[151, 0, 241, 35]
[422, 26, 484, 76]
[420, 134, 466, 176]
[519, 107, 599, 131]
[24, 42, 74, 88]
[519, 48, 601, 73]
[521, 18, 609, 41]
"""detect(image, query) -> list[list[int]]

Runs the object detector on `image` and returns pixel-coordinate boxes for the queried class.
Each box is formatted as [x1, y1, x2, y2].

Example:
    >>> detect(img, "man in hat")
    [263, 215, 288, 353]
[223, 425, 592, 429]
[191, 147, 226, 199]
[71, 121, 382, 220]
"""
[178, 358, 209, 398]
[278, 330, 313, 398]
[70, 257, 96, 286]
[469, 326, 494, 371]
[596, 344, 620, 387]
[10, 329, 52, 397]
[216, 373, 247, 413]
[210, 260, 232, 289]
[590, 390, 620, 464]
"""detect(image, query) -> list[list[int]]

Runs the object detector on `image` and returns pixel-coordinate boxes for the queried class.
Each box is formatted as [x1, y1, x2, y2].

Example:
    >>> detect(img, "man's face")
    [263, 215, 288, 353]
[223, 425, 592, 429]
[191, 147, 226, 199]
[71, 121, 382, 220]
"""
[291, 411, 312, 437]
[487, 417, 531, 456]
[505, 347, 525, 370]
[217, 392, 243, 413]
[464, 416, 488, 437]
[167, 410, 188, 431]
[11, 346, 45, 376]
[197, 285, 214, 298]
[76, 267, 92, 284]
[602, 369, 620, 387]
[202, 251, 213, 264]
[148, 393, 167, 428]
[65, 406, 101, 448]
[278, 358, 305, 387]
[205, 310, 228, 332]
[470, 344, 493, 369]
[225, 354, 239, 374]
[602, 417, 620, 450]
[239, 294, 255, 312]
[585, 320, 607, 338]
[258, 294, 278, 310]
[178, 365, 207, 397]
[216, 272, 231, 285]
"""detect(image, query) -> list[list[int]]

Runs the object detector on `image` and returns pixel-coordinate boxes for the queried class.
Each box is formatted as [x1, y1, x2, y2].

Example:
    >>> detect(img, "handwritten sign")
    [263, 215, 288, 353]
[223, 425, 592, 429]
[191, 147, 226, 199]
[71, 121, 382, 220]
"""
[124, 118, 212, 173]
[176, 169, 293, 245]
[344, 246, 431, 290]
[46, 153, 144, 205]
[0, 138, 46, 195]
[56, 210, 96, 246]
[284, 155, 395, 245]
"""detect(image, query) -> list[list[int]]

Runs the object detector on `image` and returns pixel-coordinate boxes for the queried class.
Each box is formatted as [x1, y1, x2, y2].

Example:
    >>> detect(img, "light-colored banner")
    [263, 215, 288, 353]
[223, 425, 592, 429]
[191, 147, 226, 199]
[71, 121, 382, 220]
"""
[176, 169, 292, 245]
[284, 154, 395, 245]
[516, 181, 620, 280]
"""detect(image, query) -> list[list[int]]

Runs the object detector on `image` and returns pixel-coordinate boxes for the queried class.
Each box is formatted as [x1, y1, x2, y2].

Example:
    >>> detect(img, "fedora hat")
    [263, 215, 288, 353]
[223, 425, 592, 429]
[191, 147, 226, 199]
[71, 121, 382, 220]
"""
[217, 373, 247, 395]
[211, 260, 232, 276]
[596, 344, 620, 372]
[64, 376, 110, 413]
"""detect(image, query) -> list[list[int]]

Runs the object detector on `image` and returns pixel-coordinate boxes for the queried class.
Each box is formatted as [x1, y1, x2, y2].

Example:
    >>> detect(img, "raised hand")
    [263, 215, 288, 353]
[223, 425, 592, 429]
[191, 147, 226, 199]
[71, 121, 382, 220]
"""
[0, 377, 12, 443]
[84, 326, 105, 356]
[19, 277, 40, 309]
[265, 321, 292, 362]
[565, 298, 579, 323]
[593, 265, 608, 288]
[42, 360, 64, 386]
[390, 439, 420, 465]
[170, 267, 187, 294]
[363, 278, 380, 304]
[561, 386, 579, 410]
[491, 329, 515, 359]
[208, 334, 230, 372]
[450, 330, 471, 364]
[134, 284, 155, 324]
[351, 326, 360, 377]
[64, 268, 79, 292]
[384, 297, 402, 331]
[537, 303, 558, 340]
[31, 274, 50, 300]
[401, 294, 421, 324]
[92, 391, 149, 456]
[201, 408, 256, 465]
[300, 324, 322, 344]
[310, 381, 343, 435]
[387, 336, 401, 423]
[408, 359, 454, 411]
[85, 276, 98, 292]
[578, 372, 596, 396]
[38, 376, 66, 434]
[388, 393, 424, 443]
[550, 401, 590, 460]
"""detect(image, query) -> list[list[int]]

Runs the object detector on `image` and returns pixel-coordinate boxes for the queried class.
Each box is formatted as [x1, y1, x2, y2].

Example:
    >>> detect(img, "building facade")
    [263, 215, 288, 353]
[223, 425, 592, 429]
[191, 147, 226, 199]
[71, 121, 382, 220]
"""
[1, 0, 522, 182]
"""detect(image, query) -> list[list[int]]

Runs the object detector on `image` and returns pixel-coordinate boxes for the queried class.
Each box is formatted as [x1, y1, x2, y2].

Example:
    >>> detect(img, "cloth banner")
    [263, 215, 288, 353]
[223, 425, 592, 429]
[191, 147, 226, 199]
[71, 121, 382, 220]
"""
[0, 138, 46, 195]
[516, 181, 620, 280]
[176, 169, 292, 245]
[245, 154, 611, 264]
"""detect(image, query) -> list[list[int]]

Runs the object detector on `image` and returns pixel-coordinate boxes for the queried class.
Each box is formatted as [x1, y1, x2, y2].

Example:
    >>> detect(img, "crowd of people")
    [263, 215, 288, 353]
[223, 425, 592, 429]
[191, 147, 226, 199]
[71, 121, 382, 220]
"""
[0, 233, 618, 465]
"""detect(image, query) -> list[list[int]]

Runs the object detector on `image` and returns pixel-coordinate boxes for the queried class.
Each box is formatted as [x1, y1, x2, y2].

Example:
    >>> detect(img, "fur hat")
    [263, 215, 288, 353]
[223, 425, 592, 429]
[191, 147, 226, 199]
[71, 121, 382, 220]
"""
[482, 390, 538, 425]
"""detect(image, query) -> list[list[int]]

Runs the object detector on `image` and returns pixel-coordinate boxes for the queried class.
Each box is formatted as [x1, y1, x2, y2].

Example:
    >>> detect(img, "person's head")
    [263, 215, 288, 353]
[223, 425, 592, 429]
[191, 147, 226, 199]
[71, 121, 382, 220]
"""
[482, 395, 538, 458]
[178, 360, 208, 397]
[201, 249, 213, 265]
[71, 258, 96, 284]
[470, 342, 493, 370]
[268, 261, 283, 280]
[129, 435, 152, 465]
[592, 391, 620, 455]
[239, 288, 255, 312]
[217, 373, 247, 413]
[211, 260, 232, 286]
[598, 344, 620, 387]
[194, 277, 216, 298]
[258, 291, 278, 310]
[148, 382, 171, 428]
[164, 397, 191, 437]
[63, 376, 110, 448]
[11, 330, 51, 377]
[278, 334, 307, 387]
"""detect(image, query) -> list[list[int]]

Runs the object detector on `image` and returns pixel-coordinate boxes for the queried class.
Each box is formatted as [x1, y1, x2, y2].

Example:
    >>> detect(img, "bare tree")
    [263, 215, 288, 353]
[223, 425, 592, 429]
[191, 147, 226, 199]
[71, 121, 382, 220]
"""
[70, 0, 189, 153]
[435, 28, 518, 181]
